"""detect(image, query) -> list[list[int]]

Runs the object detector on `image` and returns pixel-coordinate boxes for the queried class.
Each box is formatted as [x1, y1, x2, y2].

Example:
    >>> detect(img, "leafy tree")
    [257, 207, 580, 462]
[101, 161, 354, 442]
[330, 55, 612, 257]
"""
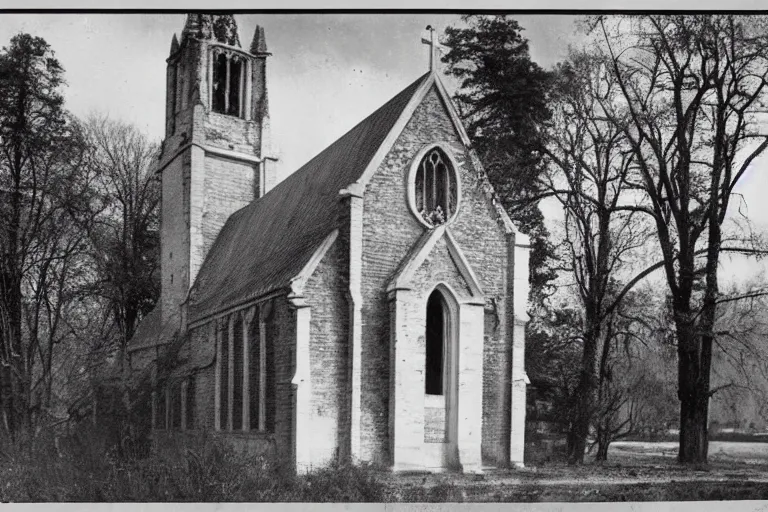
[441, 18, 566, 432]
[593, 14, 768, 463]
[0, 34, 93, 434]
[441, 15, 557, 306]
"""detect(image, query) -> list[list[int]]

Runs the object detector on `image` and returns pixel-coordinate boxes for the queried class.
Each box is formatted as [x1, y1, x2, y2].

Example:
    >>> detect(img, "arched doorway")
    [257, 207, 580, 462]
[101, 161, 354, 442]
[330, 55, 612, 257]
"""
[423, 287, 459, 469]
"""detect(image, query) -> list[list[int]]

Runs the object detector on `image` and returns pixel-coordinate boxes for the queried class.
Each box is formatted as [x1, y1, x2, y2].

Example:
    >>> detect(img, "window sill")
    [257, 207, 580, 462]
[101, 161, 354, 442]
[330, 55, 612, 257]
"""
[424, 394, 446, 408]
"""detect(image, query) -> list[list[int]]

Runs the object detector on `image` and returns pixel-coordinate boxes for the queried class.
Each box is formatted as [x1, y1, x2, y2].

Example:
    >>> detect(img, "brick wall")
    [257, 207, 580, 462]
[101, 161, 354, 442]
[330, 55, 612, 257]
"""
[129, 346, 156, 372]
[410, 237, 473, 297]
[190, 325, 216, 430]
[203, 111, 262, 155]
[360, 85, 512, 467]
[178, 297, 296, 465]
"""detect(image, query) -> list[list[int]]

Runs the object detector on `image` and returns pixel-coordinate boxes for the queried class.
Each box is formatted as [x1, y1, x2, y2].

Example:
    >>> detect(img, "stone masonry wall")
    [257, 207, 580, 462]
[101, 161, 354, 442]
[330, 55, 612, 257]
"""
[189, 324, 216, 430]
[305, 239, 350, 465]
[268, 296, 298, 465]
[200, 154, 256, 260]
[160, 153, 191, 323]
[360, 85, 512, 467]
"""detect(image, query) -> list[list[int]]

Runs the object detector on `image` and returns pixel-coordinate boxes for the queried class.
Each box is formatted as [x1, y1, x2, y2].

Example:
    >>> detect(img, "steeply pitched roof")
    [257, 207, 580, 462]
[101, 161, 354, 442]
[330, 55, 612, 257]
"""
[127, 306, 179, 351]
[188, 72, 431, 323]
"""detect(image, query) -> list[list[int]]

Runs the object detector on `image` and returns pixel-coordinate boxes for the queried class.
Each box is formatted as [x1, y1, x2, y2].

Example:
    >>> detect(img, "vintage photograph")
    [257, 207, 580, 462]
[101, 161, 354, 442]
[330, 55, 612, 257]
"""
[1, 9, 768, 504]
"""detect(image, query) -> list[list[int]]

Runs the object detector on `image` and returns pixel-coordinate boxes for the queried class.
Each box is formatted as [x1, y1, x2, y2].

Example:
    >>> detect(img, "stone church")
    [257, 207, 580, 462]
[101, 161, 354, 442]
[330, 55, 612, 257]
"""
[127, 13, 531, 473]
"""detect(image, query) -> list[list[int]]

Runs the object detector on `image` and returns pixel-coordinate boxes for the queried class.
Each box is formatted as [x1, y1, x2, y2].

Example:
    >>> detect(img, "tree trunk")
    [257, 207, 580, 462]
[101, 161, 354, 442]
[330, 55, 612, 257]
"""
[676, 324, 710, 464]
[595, 425, 610, 461]
[568, 384, 592, 464]
[678, 374, 709, 464]
[567, 328, 599, 465]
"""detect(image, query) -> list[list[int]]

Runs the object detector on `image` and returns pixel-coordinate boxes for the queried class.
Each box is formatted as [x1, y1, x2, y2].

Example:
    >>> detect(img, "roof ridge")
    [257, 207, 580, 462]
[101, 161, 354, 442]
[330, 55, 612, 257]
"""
[226, 71, 431, 225]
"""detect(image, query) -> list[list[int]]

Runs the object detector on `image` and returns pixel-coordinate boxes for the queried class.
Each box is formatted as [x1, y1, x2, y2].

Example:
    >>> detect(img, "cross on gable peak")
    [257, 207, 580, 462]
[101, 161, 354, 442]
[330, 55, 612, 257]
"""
[421, 24, 441, 73]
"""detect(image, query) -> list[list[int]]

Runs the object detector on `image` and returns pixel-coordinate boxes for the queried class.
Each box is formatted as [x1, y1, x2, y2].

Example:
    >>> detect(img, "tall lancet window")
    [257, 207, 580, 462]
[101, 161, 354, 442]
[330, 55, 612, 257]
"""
[425, 290, 447, 395]
[414, 147, 458, 227]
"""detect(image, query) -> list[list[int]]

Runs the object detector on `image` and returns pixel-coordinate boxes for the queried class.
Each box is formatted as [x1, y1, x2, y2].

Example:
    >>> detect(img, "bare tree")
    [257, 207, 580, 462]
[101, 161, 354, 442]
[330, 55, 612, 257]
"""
[707, 279, 768, 431]
[541, 49, 652, 463]
[84, 114, 160, 371]
[591, 286, 676, 460]
[593, 14, 768, 464]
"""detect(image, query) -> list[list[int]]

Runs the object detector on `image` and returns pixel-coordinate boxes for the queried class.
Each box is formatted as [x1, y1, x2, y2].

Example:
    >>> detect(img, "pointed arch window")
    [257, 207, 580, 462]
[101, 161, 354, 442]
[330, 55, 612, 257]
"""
[412, 146, 459, 227]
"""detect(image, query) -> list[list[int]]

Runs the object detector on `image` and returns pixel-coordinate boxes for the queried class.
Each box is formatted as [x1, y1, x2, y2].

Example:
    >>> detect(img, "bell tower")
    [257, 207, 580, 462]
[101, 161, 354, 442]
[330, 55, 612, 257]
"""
[159, 14, 278, 324]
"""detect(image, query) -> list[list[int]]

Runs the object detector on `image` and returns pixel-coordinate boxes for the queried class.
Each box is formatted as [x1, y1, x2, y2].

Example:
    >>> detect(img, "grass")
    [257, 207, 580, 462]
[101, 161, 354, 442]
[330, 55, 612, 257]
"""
[3, 427, 768, 502]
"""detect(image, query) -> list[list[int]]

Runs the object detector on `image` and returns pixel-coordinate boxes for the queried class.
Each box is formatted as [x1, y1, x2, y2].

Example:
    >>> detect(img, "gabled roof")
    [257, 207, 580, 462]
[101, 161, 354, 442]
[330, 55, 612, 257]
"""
[188, 72, 432, 323]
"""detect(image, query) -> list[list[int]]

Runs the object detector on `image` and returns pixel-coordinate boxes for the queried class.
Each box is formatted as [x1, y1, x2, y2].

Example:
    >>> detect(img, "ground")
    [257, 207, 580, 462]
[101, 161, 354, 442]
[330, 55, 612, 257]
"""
[5, 435, 768, 501]
[379, 441, 768, 502]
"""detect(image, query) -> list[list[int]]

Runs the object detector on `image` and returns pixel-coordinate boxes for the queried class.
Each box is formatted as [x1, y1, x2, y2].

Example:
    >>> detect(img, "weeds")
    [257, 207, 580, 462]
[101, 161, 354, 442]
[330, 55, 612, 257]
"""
[0, 426, 385, 502]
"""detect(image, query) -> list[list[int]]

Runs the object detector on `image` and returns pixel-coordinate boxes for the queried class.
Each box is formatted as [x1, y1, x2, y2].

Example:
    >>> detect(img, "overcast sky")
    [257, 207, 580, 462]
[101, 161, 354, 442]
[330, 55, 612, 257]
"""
[0, 12, 765, 284]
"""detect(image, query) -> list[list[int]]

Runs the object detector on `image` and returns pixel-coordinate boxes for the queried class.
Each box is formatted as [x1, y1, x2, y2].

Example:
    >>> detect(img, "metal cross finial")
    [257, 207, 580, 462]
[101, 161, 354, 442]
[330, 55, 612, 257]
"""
[421, 25, 438, 72]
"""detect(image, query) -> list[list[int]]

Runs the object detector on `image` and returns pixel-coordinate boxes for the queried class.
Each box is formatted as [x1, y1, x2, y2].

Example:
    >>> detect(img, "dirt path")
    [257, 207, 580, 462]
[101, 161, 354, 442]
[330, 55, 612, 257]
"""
[378, 442, 768, 501]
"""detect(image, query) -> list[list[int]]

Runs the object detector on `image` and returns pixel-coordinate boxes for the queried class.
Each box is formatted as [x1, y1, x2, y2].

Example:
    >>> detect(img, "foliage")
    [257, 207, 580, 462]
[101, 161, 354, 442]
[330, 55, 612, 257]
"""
[0, 33, 95, 434]
[0, 33, 161, 438]
[441, 14, 558, 304]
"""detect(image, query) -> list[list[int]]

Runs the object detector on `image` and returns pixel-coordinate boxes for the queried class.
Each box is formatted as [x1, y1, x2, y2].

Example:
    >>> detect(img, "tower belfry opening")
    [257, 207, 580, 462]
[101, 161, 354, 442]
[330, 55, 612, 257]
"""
[212, 52, 245, 116]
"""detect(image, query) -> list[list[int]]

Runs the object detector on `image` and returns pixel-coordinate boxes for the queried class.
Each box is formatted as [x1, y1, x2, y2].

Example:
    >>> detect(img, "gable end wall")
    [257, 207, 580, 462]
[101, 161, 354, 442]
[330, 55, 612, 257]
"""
[360, 85, 513, 467]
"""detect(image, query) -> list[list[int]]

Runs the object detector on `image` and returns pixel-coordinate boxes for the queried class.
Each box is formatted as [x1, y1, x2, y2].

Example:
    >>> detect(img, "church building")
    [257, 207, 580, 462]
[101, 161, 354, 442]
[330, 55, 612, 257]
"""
[127, 14, 531, 473]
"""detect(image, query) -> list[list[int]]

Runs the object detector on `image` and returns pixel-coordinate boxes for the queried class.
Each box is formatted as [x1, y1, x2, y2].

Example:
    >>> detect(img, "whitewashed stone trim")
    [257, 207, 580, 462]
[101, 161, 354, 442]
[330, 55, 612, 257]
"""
[338, 184, 365, 463]
[388, 226, 484, 299]
[289, 296, 312, 473]
[214, 319, 222, 431]
[288, 229, 339, 299]
[510, 232, 531, 467]
[390, 281, 484, 472]
[457, 299, 484, 473]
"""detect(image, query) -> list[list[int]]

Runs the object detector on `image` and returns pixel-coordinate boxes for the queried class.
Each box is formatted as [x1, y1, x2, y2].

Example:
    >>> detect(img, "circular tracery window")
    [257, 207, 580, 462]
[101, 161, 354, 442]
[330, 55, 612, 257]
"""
[411, 146, 460, 227]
